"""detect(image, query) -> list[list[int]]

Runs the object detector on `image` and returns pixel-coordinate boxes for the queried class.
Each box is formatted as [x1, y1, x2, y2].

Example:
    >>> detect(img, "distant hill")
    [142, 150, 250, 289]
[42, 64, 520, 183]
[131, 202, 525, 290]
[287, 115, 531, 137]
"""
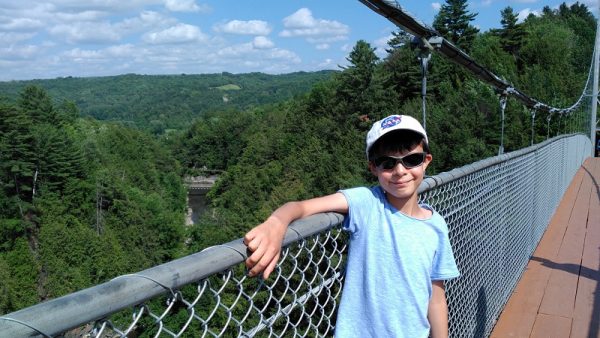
[0, 71, 336, 133]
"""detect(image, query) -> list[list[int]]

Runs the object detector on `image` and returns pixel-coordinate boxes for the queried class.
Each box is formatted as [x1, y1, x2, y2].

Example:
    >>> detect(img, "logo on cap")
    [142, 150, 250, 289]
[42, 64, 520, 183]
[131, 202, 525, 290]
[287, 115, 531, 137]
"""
[381, 115, 402, 129]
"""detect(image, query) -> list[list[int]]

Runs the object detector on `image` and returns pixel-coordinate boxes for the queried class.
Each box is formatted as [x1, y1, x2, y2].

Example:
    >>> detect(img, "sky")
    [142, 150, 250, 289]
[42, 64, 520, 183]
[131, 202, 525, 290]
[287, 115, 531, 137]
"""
[0, 0, 597, 81]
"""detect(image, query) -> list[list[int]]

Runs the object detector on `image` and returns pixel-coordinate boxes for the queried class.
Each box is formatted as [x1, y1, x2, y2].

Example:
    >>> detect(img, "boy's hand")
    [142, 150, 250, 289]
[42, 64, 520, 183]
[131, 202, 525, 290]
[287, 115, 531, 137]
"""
[243, 218, 287, 279]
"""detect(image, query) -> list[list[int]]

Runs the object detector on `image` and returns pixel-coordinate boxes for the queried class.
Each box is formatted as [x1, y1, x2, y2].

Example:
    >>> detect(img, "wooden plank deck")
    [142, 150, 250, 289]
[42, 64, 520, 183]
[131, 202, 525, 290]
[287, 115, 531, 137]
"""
[490, 157, 600, 338]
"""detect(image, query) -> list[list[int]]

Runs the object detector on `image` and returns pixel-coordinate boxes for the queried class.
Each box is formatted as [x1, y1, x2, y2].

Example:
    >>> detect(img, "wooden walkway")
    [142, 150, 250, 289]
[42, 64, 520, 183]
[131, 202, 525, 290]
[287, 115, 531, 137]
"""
[491, 157, 600, 338]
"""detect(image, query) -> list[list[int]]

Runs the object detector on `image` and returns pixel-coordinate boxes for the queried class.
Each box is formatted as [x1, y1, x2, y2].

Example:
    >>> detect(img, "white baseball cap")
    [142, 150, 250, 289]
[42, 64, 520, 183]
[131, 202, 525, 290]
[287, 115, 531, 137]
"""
[365, 115, 428, 158]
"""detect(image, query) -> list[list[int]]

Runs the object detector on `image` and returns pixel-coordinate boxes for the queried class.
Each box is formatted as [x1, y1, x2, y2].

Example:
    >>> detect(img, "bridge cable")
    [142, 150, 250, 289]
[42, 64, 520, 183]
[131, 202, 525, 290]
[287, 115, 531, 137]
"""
[358, 0, 598, 119]
[530, 109, 537, 146]
[499, 91, 509, 155]
[417, 40, 432, 130]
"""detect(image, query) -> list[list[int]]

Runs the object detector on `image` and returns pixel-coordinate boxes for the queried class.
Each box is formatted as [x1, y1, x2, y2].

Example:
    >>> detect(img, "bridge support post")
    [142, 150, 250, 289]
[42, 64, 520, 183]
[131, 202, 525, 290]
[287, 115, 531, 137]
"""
[592, 9, 600, 156]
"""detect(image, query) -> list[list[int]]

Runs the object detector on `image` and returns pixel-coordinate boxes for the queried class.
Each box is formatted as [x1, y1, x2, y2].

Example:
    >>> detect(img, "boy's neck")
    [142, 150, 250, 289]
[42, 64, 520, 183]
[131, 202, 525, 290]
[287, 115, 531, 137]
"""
[384, 191, 429, 218]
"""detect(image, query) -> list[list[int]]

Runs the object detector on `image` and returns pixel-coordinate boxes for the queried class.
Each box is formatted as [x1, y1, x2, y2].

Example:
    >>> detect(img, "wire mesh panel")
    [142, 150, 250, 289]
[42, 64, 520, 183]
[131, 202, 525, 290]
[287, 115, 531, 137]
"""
[0, 134, 591, 338]
[88, 228, 347, 338]
[419, 134, 591, 337]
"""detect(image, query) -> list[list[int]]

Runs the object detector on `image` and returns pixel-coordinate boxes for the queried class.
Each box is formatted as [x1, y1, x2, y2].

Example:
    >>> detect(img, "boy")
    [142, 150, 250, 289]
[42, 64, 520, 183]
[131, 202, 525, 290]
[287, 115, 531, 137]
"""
[243, 115, 460, 338]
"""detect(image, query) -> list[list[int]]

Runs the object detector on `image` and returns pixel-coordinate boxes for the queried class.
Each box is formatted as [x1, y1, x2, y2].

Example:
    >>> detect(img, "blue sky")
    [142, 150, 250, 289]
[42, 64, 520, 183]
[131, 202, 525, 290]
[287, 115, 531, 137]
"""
[0, 0, 596, 81]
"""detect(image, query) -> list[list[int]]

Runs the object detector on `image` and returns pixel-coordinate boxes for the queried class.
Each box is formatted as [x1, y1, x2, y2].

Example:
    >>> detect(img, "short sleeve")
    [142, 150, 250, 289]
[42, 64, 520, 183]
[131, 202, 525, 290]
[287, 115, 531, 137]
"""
[338, 186, 376, 234]
[430, 218, 460, 281]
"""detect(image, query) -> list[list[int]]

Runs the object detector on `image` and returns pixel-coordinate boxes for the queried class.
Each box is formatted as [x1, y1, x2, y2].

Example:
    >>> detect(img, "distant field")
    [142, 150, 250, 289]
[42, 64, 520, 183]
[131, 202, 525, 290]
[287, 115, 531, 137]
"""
[214, 84, 241, 90]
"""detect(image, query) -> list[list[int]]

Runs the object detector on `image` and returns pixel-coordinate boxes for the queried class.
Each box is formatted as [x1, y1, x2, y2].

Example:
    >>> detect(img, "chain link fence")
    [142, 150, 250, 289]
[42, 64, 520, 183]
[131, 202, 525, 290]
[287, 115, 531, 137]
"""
[420, 133, 591, 337]
[0, 133, 591, 338]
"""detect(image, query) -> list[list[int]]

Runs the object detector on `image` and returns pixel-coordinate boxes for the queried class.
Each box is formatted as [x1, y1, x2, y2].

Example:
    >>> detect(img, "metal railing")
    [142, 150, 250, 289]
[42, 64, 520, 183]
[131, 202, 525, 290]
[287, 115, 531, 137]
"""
[0, 133, 591, 338]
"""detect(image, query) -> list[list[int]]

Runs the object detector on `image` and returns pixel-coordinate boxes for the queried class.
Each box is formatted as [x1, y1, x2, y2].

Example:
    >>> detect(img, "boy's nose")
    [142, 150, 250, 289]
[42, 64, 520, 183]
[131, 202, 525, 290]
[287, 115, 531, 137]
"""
[392, 162, 408, 175]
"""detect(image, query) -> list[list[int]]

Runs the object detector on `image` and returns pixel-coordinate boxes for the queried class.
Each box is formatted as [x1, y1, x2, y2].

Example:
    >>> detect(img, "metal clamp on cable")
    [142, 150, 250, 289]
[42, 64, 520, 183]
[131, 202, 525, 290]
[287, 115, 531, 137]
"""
[498, 91, 509, 155]
[0, 317, 51, 338]
[112, 274, 176, 298]
[410, 36, 441, 131]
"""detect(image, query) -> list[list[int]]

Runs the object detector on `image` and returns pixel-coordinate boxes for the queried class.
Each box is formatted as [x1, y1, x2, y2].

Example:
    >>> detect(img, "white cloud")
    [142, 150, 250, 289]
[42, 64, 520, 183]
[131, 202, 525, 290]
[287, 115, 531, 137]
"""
[39, 0, 164, 13]
[104, 44, 138, 57]
[517, 8, 540, 22]
[216, 43, 254, 57]
[63, 48, 103, 60]
[0, 44, 41, 60]
[49, 22, 121, 43]
[252, 36, 274, 49]
[214, 20, 272, 35]
[373, 34, 393, 57]
[318, 58, 334, 67]
[0, 32, 36, 44]
[266, 49, 301, 63]
[0, 17, 44, 31]
[117, 11, 176, 34]
[215, 42, 300, 66]
[53, 10, 107, 22]
[143, 23, 208, 44]
[164, 0, 209, 13]
[306, 36, 347, 44]
[431, 3, 441, 11]
[315, 43, 329, 50]
[280, 8, 349, 45]
[282, 8, 315, 28]
[511, 0, 538, 3]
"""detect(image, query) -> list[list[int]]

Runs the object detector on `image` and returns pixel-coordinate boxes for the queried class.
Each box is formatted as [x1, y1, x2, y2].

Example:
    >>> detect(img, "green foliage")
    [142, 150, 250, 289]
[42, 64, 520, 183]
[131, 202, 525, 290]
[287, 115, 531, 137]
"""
[0, 238, 39, 313]
[0, 87, 187, 314]
[173, 108, 258, 173]
[0, 72, 335, 134]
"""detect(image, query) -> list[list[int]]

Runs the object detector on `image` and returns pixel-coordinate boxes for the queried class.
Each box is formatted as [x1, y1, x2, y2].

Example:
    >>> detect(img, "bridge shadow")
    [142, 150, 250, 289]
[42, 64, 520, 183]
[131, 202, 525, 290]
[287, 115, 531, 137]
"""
[582, 164, 600, 205]
[581, 162, 600, 338]
[474, 287, 487, 338]
[529, 254, 599, 337]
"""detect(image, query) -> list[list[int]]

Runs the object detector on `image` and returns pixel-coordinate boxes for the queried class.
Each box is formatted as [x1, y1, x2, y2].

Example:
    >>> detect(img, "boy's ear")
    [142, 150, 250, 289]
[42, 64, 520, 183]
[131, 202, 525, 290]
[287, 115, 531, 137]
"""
[368, 161, 378, 176]
[423, 153, 433, 170]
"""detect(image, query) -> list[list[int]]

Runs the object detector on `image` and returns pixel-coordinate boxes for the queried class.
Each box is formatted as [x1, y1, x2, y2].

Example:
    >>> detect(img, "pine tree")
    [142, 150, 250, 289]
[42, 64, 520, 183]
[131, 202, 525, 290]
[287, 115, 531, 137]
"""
[499, 7, 526, 60]
[18, 85, 57, 125]
[336, 40, 388, 126]
[339, 40, 380, 96]
[383, 30, 422, 102]
[0, 103, 36, 210]
[433, 0, 479, 52]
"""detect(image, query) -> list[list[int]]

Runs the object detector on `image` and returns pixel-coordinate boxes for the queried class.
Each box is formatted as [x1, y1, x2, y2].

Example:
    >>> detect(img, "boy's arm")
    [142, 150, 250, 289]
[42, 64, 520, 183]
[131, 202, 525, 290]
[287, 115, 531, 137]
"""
[428, 280, 449, 338]
[243, 192, 348, 279]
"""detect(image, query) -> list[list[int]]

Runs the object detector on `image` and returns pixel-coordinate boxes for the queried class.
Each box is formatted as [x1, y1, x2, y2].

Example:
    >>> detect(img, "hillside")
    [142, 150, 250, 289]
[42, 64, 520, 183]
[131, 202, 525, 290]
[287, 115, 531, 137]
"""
[0, 71, 336, 133]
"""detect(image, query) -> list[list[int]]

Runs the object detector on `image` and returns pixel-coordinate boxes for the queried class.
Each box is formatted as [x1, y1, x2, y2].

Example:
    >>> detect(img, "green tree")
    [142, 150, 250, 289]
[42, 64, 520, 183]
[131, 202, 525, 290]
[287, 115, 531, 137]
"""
[433, 0, 479, 52]
[336, 40, 391, 129]
[0, 103, 36, 209]
[18, 85, 57, 125]
[499, 7, 526, 60]
[383, 30, 422, 102]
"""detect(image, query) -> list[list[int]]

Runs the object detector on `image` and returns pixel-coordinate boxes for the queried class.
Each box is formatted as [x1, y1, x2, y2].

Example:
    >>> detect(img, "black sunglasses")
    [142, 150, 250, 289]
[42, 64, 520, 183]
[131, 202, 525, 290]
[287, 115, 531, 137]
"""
[373, 152, 427, 170]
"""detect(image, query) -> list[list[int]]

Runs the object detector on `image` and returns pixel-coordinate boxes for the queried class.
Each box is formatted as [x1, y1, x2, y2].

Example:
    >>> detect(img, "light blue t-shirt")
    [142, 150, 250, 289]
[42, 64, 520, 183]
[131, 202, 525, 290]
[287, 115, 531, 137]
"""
[335, 186, 460, 338]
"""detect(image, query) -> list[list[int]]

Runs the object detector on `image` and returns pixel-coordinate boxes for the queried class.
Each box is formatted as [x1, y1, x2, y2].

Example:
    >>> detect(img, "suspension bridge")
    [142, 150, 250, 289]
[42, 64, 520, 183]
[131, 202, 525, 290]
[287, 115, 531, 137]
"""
[0, 1, 599, 337]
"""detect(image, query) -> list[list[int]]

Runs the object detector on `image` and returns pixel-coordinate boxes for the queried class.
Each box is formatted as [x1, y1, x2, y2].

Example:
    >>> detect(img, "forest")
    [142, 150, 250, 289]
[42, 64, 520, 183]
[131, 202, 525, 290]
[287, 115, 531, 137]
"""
[0, 71, 335, 134]
[0, 1, 596, 316]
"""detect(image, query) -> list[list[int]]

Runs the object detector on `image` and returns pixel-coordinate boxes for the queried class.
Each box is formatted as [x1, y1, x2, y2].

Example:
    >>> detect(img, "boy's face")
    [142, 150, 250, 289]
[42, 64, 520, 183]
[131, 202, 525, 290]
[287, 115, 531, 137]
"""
[368, 143, 432, 205]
